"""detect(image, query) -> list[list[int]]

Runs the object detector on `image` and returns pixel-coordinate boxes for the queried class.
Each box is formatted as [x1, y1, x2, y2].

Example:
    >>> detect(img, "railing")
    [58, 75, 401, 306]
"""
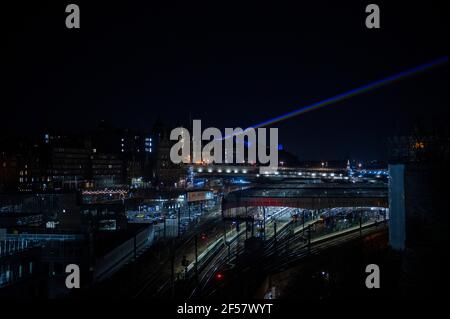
[0, 239, 39, 258]
[4, 233, 84, 242]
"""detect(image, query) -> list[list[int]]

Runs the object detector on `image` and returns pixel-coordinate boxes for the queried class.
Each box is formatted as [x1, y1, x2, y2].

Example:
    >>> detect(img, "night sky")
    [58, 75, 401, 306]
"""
[4, 1, 448, 160]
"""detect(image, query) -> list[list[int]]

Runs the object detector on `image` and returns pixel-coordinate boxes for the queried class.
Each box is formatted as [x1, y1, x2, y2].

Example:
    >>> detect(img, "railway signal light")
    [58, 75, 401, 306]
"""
[215, 272, 224, 280]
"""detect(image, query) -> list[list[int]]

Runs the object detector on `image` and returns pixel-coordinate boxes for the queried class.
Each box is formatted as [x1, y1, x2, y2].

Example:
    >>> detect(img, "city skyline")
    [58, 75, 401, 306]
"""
[4, 2, 448, 160]
[1, 0, 448, 307]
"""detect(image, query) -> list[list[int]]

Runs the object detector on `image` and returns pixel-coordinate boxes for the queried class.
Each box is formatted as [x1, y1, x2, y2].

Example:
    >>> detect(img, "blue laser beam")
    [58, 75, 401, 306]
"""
[222, 56, 448, 140]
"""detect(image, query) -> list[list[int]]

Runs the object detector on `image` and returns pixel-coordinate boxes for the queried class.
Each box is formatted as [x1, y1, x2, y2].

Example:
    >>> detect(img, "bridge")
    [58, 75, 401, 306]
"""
[190, 165, 372, 181]
[190, 164, 387, 178]
[222, 183, 388, 220]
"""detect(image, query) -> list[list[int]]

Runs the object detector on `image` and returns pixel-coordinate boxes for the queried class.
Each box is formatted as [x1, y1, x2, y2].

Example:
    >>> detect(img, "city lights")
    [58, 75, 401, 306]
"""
[1, 1, 447, 307]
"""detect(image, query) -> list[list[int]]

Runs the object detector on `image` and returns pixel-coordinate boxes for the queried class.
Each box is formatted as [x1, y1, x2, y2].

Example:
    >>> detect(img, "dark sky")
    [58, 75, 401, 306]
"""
[4, 1, 448, 160]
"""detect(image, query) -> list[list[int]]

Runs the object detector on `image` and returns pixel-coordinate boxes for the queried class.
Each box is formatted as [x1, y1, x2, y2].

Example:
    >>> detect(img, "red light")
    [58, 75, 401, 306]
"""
[215, 273, 223, 280]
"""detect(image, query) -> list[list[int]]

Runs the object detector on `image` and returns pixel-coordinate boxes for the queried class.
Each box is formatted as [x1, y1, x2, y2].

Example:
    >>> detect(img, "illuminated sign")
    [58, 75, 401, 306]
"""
[187, 191, 213, 202]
